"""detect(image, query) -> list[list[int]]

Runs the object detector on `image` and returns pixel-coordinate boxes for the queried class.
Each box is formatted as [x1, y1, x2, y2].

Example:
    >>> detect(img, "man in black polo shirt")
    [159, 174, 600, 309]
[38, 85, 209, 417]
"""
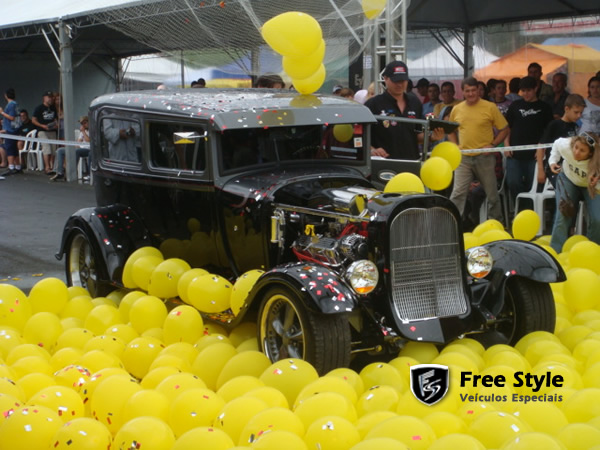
[365, 61, 442, 160]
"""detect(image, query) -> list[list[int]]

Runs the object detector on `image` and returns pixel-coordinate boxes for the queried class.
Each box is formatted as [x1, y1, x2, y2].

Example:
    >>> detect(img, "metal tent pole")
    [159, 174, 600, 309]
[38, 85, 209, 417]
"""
[59, 21, 76, 182]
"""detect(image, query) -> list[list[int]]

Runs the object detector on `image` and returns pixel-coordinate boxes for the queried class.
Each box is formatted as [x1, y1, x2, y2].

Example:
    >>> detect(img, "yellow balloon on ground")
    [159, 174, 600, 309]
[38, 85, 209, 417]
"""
[355, 385, 399, 417]
[60, 296, 94, 321]
[512, 209, 540, 240]
[252, 429, 308, 449]
[188, 274, 232, 313]
[360, 362, 406, 393]
[261, 12, 322, 57]
[424, 411, 467, 437]
[563, 268, 600, 313]
[562, 234, 588, 252]
[27, 385, 85, 423]
[295, 375, 358, 407]
[122, 246, 163, 288]
[162, 305, 204, 345]
[365, 415, 436, 449]
[177, 268, 209, 304]
[473, 219, 504, 236]
[173, 427, 234, 450]
[0, 284, 31, 331]
[304, 415, 360, 450]
[15, 373, 55, 399]
[122, 389, 169, 422]
[228, 321, 256, 347]
[191, 342, 237, 390]
[502, 432, 564, 450]
[294, 392, 357, 429]
[129, 295, 168, 334]
[90, 374, 142, 434]
[478, 229, 512, 244]
[333, 124, 354, 143]
[556, 423, 600, 450]
[244, 385, 289, 409]
[121, 336, 164, 379]
[132, 255, 164, 292]
[213, 396, 269, 443]
[431, 141, 462, 170]
[568, 241, 600, 274]
[231, 270, 263, 316]
[51, 417, 112, 450]
[420, 156, 453, 191]
[398, 341, 439, 364]
[468, 411, 531, 449]
[23, 312, 63, 351]
[238, 407, 305, 446]
[326, 368, 365, 398]
[168, 388, 225, 437]
[216, 351, 271, 389]
[84, 304, 121, 335]
[384, 172, 425, 194]
[113, 417, 175, 450]
[0, 405, 62, 450]
[362, 0, 387, 19]
[28, 277, 69, 314]
[352, 437, 409, 450]
[283, 40, 325, 80]
[292, 64, 326, 95]
[259, 359, 319, 406]
[217, 375, 265, 403]
[429, 433, 485, 450]
[148, 258, 191, 299]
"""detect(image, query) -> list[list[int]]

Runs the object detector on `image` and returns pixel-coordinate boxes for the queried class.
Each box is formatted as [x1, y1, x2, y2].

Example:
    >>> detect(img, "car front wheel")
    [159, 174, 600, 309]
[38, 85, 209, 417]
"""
[258, 285, 351, 374]
[66, 230, 110, 298]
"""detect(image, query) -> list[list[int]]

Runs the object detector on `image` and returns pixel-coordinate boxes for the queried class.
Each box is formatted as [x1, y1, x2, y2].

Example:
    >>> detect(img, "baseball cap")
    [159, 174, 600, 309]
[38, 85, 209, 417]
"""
[43, 90, 53, 97]
[382, 61, 409, 82]
[332, 84, 343, 94]
[416, 78, 429, 88]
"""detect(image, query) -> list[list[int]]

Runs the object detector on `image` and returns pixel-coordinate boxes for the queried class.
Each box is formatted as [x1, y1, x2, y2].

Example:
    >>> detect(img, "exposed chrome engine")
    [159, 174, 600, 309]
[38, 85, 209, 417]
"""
[292, 233, 368, 267]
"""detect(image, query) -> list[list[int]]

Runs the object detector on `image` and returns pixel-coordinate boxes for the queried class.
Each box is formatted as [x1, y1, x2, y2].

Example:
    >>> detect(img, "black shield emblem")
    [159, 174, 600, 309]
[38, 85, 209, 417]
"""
[410, 364, 449, 406]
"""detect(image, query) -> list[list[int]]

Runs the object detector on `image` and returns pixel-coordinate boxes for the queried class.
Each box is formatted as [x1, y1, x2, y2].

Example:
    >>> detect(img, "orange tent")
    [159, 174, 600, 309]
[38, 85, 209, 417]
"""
[474, 43, 600, 97]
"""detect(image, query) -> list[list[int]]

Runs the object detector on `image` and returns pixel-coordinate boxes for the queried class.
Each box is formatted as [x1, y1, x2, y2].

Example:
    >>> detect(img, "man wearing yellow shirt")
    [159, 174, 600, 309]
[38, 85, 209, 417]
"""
[449, 77, 509, 221]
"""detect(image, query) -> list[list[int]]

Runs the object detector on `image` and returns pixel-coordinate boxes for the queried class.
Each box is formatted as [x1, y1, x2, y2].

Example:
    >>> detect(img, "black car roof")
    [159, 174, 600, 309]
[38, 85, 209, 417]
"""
[90, 88, 376, 131]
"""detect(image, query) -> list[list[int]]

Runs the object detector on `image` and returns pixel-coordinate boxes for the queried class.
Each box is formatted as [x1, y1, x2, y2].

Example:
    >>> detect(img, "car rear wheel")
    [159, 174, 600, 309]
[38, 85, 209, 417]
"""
[258, 285, 351, 374]
[66, 230, 110, 298]
[478, 276, 556, 347]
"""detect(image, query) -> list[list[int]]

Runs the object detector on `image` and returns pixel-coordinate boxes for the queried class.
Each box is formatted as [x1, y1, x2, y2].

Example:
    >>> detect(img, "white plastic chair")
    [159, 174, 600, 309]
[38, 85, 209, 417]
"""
[23, 130, 44, 171]
[514, 162, 555, 235]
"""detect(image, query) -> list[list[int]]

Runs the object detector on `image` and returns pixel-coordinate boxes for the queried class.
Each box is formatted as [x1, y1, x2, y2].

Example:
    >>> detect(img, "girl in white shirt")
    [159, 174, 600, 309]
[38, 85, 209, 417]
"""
[549, 132, 600, 252]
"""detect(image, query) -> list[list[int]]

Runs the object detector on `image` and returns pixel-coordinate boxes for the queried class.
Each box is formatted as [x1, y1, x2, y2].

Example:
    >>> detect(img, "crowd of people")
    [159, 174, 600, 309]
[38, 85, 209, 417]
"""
[0, 89, 90, 180]
[359, 60, 600, 249]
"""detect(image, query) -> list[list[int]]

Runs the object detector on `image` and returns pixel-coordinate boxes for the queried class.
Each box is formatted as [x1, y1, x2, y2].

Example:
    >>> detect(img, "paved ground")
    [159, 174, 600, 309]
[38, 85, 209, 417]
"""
[0, 170, 95, 293]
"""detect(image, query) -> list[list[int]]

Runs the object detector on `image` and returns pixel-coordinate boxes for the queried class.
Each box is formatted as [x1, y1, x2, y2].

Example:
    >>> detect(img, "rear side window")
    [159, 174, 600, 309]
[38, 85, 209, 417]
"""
[149, 122, 206, 172]
[100, 118, 142, 163]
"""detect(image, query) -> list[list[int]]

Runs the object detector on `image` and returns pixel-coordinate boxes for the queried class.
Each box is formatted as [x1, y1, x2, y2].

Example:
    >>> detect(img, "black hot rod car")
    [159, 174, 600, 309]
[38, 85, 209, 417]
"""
[57, 89, 564, 374]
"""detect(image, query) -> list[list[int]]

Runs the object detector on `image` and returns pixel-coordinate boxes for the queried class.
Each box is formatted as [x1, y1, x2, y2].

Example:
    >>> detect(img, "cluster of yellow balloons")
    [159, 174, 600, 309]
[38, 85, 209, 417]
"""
[2, 272, 600, 448]
[120, 246, 264, 316]
[261, 12, 326, 95]
[384, 141, 461, 194]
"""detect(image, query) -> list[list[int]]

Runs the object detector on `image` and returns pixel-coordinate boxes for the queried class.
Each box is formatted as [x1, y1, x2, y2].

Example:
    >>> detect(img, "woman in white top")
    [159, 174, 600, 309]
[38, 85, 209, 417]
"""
[580, 76, 600, 134]
[549, 132, 600, 252]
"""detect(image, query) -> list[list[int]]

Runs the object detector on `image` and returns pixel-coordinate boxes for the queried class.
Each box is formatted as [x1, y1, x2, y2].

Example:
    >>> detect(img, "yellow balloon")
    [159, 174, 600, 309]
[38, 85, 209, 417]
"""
[105, 323, 139, 343]
[49, 348, 84, 372]
[51, 417, 112, 450]
[563, 268, 600, 313]
[283, 40, 325, 80]
[294, 375, 358, 407]
[113, 417, 175, 450]
[191, 342, 238, 390]
[362, 0, 387, 19]
[173, 427, 234, 450]
[155, 372, 207, 402]
[216, 375, 265, 403]
[244, 385, 289, 409]
[23, 312, 63, 351]
[360, 362, 406, 393]
[122, 389, 169, 422]
[230, 270, 264, 316]
[0, 328, 24, 359]
[304, 416, 360, 449]
[238, 407, 305, 446]
[398, 341, 440, 364]
[84, 304, 121, 335]
[27, 385, 85, 423]
[228, 321, 256, 347]
[213, 396, 269, 443]
[429, 434, 485, 450]
[478, 229, 512, 244]
[352, 437, 409, 450]
[326, 368, 365, 399]
[355, 385, 399, 417]
[168, 388, 225, 437]
[162, 305, 204, 345]
[259, 358, 319, 406]
[177, 268, 209, 304]
[292, 64, 326, 95]
[122, 246, 164, 289]
[15, 373, 55, 399]
[129, 295, 168, 334]
[420, 156, 453, 191]
[121, 336, 165, 379]
[0, 284, 31, 331]
[90, 374, 142, 434]
[384, 172, 425, 194]
[60, 296, 94, 321]
[562, 234, 588, 252]
[216, 351, 271, 389]
[333, 124, 354, 143]
[431, 141, 462, 170]
[294, 392, 357, 429]
[0, 405, 62, 450]
[251, 429, 308, 450]
[187, 274, 232, 313]
[132, 255, 164, 292]
[10, 355, 53, 378]
[28, 277, 69, 315]
[468, 411, 531, 449]
[557, 423, 600, 450]
[512, 209, 540, 241]
[365, 415, 437, 449]
[67, 286, 92, 299]
[148, 258, 191, 299]
[568, 241, 600, 273]
[424, 411, 467, 437]
[355, 411, 399, 439]
[261, 12, 322, 57]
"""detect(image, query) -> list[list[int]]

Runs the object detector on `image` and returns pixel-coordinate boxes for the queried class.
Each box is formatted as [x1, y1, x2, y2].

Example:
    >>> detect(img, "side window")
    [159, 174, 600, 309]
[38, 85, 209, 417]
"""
[149, 122, 206, 172]
[100, 117, 142, 163]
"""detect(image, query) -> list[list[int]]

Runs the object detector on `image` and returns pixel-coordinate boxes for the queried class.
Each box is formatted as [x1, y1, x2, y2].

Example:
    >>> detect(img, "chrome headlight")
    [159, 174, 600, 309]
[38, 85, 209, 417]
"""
[466, 246, 493, 279]
[346, 260, 379, 295]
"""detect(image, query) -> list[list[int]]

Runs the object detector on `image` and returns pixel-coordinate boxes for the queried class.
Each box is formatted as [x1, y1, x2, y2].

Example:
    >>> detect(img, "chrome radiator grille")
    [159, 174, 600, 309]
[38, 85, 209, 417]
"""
[390, 207, 468, 321]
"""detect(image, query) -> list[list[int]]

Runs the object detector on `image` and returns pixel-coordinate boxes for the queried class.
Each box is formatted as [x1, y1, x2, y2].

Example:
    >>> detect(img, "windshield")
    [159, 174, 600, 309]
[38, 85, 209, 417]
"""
[219, 124, 366, 173]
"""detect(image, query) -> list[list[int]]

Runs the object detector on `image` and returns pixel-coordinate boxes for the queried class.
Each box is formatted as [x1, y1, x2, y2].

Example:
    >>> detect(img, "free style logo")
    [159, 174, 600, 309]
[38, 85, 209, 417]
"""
[410, 364, 449, 406]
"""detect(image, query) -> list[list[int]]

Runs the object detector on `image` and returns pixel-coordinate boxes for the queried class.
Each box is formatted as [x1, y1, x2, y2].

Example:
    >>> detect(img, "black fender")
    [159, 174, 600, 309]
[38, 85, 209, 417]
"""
[246, 262, 359, 315]
[471, 239, 566, 318]
[56, 204, 151, 286]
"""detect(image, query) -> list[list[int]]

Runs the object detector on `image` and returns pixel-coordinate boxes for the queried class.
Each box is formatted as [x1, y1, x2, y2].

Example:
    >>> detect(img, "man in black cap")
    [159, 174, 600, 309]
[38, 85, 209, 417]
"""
[365, 61, 443, 160]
